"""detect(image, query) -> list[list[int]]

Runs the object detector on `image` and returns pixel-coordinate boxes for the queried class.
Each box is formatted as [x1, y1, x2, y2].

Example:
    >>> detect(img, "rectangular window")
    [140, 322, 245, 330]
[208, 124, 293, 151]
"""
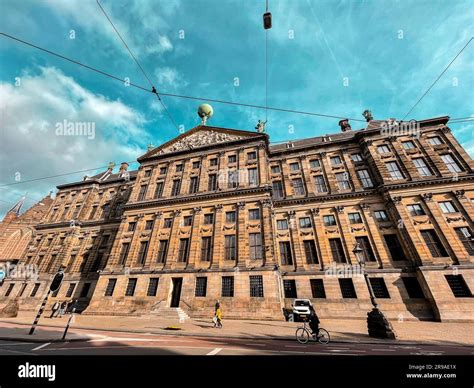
[271, 165, 281, 174]
[323, 215, 336, 226]
[402, 141, 416, 150]
[330, 155, 342, 165]
[201, 237, 213, 262]
[209, 158, 218, 166]
[155, 181, 164, 198]
[128, 222, 136, 232]
[335, 172, 351, 190]
[310, 159, 321, 168]
[224, 235, 236, 260]
[183, 216, 193, 226]
[248, 151, 257, 160]
[178, 238, 190, 262]
[4, 284, 14, 297]
[386, 162, 404, 180]
[145, 220, 154, 230]
[299, 217, 312, 228]
[163, 218, 173, 228]
[369, 278, 390, 298]
[159, 166, 167, 175]
[357, 169, 373, 188]
[249, 209, 261, 220]
[351, 153, 363, 162]
[439, 201, 457, 214]
[356, 236, 376, 262]
[144, 169, 152, 177]
[189, 176, 199, 194]
[407, 204, 425, 216]
[377, 145, 390, 153]
[66, 283, 76, 298]
[138, 185, 148, 201]
[30, 283, 41, 297]
[249, 233, 263, 260]
[225, 211, 236, 223]
[147, 278, 159, 297]
[272, 181, 284, 199]
[204, 213, 214, 225]
[339, 278, 357, 298]
[89, 206, 98, 220]
[444, 275, 471, 297]
[311, 176, 327, 195]
[221, 276, 234, 297]
[292, 178, 305, 195]
[310, 279, 326, 298]
[80, 283, 91, 298]
[72, 205, 81, 219]
[455, 227, 474, 255]
[192, 161, 200, 169]
[228, 155, 237, 163]
[428, 136, 442, 146]
[413, 158, 432, 177]
[441, 154, 462, 173]
[250, 275, 264, 297]
[171, 180, 181, 196]
[421, 230, 448, 257]
[119, 243, 130, 265]
[137, 241, 149, 264]
[228, 171, 238, 188]
[104, 279, 117, 296]
[208, 174, 217, 191]
[348, 212, 362, 224]
[248, 168, 258, 186]
[303, 240, 319, 264]
[289, 162, 300, 171]
[175, 164, 183, 172]
[402, 277, 425, 298]
[283, 280, 297, 298]
[125, 279, 137, 296]
[279, 241, 293, 265]
[157, 240, 169, 263]
[329, 238, 347, 263]
[277, 219, 288, 230]
[384, 234, 405, 261]
[195, 277, 207, 297]
[374, 210, 389, 222]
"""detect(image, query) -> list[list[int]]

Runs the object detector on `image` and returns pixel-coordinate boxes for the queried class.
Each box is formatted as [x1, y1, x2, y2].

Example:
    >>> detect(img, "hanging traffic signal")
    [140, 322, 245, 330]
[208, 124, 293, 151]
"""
[49, 270, 64, 292]
[263, 12, 272, 29]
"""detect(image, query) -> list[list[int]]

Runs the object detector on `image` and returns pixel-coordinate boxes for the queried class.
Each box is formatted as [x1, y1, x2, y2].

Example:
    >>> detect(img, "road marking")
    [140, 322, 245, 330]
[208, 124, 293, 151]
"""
[207, 347, 223, 356]
[0, 347, 38, 356]
[32, 342, 51, 351]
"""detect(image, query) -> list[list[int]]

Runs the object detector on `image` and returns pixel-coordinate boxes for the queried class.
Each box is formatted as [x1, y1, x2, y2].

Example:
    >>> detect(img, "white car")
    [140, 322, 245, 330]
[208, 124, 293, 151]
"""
[291, 299, 313, 322]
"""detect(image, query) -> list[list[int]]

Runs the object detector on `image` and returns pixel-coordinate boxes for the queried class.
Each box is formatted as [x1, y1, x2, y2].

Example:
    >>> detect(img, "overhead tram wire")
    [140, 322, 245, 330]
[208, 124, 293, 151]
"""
[403, 37, 474, 120]
[0, 32, 365, 122]
[96, 0, 179, 131]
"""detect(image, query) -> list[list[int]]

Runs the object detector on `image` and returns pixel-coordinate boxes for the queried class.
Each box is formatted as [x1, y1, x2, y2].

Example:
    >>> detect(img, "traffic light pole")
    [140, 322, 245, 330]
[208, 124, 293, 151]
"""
[29, 288, 51, 335]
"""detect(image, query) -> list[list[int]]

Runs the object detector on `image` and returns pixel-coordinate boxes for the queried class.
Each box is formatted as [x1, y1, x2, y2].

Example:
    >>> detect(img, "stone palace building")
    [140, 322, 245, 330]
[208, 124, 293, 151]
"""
[0, 115, 473, 322]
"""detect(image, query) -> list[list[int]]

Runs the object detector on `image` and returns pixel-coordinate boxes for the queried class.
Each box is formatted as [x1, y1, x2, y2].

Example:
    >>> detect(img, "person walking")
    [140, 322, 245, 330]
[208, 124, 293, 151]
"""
[214, 306, 223, 328]
[49, 301, 60, 318]
[58, 301, 67, 317]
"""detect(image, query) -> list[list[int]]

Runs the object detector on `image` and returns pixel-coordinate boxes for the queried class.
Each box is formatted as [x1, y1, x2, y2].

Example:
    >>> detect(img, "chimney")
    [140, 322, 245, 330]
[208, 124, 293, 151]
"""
[119, 162, 129, 174]
[338, 119, 351, 132]
[107, 162, 116, 172]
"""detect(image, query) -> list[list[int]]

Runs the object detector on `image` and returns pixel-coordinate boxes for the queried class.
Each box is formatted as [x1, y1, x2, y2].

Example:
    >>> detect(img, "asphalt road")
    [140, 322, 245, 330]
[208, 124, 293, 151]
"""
[0, 329, 473, 356]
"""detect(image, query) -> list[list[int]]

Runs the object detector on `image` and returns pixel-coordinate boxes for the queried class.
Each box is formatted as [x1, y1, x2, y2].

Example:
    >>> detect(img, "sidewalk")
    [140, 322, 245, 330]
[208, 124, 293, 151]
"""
[0, 312, 473, 346]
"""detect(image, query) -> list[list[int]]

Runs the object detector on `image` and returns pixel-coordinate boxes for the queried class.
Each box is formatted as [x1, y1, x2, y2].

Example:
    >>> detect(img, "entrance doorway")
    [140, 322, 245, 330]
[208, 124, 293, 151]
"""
[170, 278, 182, 308]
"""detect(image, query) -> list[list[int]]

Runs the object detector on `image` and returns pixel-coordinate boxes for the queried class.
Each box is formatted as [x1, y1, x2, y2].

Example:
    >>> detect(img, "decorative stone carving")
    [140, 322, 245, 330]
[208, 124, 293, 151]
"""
[446, 216, 465, 223]
[193, 207, 203, 215]
[335, 206, 345, 214]
[421, 193, 433, 202]
[310, 208, 320, 215]
[413, 218, 431, 225]
[261, 198, 273, 208]
[325, 228, 339, 234]
[287, 210, 296, 219]
[360, 203, 371, 210]
[173, 210, 182, 217]
[351, 226, 366, 232]
[154, 211, 163, 219]
[160, 130, 245, 153]
[236, 202, 246, 210]
[453, 190, 466, 199]
[214, 204, 223, 212]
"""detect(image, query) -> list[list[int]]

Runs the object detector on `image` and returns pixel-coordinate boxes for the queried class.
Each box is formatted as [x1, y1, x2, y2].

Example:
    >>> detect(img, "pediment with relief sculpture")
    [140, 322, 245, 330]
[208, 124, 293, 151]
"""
[140, 126, 264, 159]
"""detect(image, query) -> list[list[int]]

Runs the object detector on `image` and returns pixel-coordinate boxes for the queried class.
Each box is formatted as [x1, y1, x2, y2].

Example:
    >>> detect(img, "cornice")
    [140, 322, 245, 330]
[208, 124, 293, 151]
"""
[273, 189, 376, 207]
[35, 218, 122, 231]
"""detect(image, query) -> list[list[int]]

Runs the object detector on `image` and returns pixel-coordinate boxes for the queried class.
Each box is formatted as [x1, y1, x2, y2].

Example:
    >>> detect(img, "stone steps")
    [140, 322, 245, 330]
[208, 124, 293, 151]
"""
[150, 307, 190, 321]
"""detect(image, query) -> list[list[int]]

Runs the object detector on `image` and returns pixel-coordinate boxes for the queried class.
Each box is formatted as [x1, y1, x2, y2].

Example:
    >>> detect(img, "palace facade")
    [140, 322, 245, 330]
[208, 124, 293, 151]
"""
[1, 116, 473, 322]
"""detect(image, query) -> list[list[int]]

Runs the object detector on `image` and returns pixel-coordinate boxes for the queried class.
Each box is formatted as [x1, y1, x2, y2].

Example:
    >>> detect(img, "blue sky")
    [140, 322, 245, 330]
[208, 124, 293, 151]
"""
[0, 0, 473, 217]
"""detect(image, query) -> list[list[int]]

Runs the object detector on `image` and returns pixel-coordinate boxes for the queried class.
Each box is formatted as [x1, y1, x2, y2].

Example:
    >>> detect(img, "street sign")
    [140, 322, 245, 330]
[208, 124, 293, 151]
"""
[49, 271, 64, 292]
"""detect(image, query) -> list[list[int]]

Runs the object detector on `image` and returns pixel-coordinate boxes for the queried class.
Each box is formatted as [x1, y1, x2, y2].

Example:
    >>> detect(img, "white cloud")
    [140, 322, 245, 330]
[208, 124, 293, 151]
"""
[146, 36, 173, 55]
[154, 67, 188, 90]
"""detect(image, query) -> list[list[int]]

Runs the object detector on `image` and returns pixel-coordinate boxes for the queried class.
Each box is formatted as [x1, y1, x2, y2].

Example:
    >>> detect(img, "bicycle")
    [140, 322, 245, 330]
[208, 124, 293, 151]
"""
[295, 321, 330, 344]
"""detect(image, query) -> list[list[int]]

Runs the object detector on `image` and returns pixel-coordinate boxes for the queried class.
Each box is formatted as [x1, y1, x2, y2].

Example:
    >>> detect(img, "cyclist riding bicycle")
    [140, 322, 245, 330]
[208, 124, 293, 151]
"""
[308, 305, 320, 335]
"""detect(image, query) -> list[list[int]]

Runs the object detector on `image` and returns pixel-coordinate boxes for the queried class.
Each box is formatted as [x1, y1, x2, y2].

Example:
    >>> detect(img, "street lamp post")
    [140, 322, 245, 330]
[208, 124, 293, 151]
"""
[353, 243, 396, 339]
